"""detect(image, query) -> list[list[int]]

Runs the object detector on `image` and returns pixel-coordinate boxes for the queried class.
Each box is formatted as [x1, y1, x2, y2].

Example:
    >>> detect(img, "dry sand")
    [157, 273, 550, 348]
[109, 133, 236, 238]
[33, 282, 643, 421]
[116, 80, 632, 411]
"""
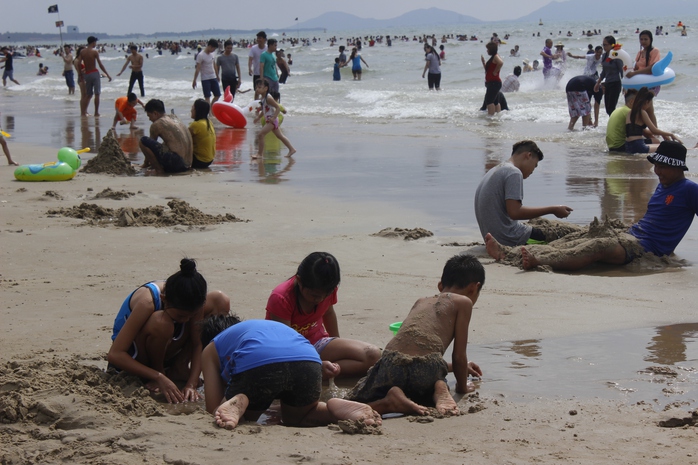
[1, 143, 698, 464]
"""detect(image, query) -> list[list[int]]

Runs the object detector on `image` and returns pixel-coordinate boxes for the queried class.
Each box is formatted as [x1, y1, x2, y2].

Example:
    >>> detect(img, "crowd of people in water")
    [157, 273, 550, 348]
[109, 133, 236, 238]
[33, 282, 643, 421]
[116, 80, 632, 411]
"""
[0, 21, 691, 170]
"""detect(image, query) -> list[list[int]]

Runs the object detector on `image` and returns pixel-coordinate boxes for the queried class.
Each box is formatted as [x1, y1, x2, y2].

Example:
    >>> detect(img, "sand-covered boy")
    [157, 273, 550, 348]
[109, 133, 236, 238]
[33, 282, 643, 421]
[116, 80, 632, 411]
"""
[347, 254, 484, 416]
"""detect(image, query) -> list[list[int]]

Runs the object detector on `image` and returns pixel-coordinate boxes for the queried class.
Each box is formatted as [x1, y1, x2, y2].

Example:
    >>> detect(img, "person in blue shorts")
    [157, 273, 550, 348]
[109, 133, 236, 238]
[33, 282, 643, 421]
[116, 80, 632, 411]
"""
[200, 315, 382, 430]
[485, 141, 698, 271]
[192, 39, 221, 105]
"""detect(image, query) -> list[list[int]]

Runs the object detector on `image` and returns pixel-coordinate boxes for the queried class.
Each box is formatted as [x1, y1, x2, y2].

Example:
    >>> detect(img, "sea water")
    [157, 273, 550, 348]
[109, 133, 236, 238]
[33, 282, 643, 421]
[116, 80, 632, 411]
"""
[2, 15, 698, 260]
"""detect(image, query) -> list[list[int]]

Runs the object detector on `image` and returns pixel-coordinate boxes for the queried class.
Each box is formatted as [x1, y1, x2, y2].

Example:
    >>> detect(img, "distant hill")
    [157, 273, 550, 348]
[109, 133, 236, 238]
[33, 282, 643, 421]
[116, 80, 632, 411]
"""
[292, 8, 482, 30]
[519, 0, 698, 22]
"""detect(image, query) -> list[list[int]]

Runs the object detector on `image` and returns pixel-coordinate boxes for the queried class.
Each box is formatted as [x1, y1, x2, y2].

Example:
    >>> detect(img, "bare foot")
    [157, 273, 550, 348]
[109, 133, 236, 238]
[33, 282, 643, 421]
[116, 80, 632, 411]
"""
[322, 361, 340, 379]
[8, 160, 19, 166]
[434, 380, 459, 416]
[484, 233, 505, 261]
[214, 394, 249, 429]
[94, 113, 101, 117]
[371, 386, 429, 416]
[327, 398, 382, 427]
[286, 149, 296, 157]
[521, 247, 540, 270]
[251, 154, 260, 159]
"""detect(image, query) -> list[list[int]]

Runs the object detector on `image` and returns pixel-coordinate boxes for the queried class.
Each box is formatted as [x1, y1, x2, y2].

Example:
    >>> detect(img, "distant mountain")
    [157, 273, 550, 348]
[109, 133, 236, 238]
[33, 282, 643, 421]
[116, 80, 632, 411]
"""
[519, 0, 698, 22]
[292, 8, 482, 30]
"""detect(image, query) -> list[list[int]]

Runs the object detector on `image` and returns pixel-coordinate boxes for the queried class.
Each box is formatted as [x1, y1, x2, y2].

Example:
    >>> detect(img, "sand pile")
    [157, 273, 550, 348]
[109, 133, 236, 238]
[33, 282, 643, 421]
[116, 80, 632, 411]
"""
[47, 199, 244, 227]
[372, 227, 433, 241]
[82, 129, 137, 176]
[496, 217, 643, 269]
[93, 188, 136, 200]
[0, 355, 162, 425]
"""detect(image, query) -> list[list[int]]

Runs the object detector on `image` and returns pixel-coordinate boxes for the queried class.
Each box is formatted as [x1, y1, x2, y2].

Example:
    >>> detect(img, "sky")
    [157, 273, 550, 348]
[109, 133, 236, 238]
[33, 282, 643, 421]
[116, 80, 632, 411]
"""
[2, 0, 558, 35]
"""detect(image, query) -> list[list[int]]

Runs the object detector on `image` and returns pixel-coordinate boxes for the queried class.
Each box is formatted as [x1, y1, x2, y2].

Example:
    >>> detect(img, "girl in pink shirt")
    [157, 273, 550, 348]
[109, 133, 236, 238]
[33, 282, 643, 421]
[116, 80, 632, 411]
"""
[265, 252, 381, 378]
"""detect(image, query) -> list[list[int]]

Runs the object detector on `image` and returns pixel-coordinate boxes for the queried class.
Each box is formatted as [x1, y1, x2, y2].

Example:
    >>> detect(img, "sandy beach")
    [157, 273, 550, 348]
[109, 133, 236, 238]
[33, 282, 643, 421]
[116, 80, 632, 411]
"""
[1, 134, 698, 464]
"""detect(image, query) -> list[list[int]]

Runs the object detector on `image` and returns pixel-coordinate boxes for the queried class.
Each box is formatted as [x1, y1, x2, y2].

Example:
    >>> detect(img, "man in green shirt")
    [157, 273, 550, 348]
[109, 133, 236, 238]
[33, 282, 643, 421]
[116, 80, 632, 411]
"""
[259, 39, 280, 101]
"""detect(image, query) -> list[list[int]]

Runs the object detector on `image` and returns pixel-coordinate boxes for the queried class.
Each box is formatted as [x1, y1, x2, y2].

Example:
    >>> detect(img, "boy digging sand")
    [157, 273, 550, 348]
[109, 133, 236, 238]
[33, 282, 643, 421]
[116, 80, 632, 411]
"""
[347, 254, 484, 416]
[112, 92, 144, 131]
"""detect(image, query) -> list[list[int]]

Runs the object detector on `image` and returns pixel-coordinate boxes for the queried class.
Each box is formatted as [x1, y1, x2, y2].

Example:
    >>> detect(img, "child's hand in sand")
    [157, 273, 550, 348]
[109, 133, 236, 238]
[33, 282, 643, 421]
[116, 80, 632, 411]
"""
[467, 361, 483, 378]
[181, 385, 201, 402]
[322, 361, 341, 379]
[146, 373, 185, 403]
[456, 380, 477, 394]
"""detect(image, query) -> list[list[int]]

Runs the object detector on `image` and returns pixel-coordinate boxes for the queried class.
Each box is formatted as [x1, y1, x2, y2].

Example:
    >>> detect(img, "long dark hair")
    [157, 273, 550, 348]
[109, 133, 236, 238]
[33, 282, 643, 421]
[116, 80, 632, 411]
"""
[424, 44, 441, 65]
[630, 87, 653, 125]
[193, 98, 212, 132]
[639, 30, 654, 66]
[485, 41, 498, 66]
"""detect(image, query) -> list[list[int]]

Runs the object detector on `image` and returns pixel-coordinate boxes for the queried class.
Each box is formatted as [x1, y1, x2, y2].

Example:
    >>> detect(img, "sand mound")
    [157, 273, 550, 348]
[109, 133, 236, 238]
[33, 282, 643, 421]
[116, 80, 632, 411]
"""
[0, 355, 163, 426]
[496, 217, 646, 270]
[337, 418, 383, 435]
[93, 188, 136, 200]
[372, 227, 433, 241]
[81, 129, 137, 176]
[47, 199, 244, 227]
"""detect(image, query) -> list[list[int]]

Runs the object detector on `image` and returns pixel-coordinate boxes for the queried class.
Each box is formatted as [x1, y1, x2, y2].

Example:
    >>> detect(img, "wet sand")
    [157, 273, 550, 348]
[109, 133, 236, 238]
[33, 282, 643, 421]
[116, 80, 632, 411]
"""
[2, 125, 698, 463]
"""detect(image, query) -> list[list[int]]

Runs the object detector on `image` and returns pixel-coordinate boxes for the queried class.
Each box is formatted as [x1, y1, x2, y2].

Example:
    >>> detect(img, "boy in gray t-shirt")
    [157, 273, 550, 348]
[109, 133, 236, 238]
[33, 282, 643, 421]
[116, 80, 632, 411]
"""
[473, 140, 573, 246]
[216, 40, 241, 97]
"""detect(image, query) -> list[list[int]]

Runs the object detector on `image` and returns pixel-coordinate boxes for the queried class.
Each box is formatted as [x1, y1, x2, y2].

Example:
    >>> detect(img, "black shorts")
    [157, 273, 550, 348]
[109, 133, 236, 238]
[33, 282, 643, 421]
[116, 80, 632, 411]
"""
[529, 227, 546, 242]
[221, 77, 238, 96]
[484, 81, 502, 106]
[427, 72, 441, 89]
[191, 157, 212, 169]
[225, 361, 321, 411]
[140, 137, 188, 173]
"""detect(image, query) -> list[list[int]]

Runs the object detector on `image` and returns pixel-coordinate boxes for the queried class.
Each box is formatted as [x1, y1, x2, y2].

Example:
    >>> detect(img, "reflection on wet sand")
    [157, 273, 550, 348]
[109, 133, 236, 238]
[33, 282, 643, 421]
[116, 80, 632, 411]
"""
[80, 116, 102, 154]
[466, 324, 698, 408]
[645, 323, 698, 365]
[116, 130, 144, 163]
[254, 153, 295, 184]
[4, 115, 15, 132]
[601, 154, 657, 224]
[213, 128, 246, 170]
[509, 339, 542, 359]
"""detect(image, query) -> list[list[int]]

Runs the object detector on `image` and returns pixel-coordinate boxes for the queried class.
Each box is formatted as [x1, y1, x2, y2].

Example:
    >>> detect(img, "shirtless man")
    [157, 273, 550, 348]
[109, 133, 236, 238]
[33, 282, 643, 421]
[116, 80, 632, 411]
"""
[347, 254, 484, 416]
[117, 45, 145, 97]
[75, 36, 112, 116]
[60, 45, 75, 95]
[138, 99, 193, 174]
